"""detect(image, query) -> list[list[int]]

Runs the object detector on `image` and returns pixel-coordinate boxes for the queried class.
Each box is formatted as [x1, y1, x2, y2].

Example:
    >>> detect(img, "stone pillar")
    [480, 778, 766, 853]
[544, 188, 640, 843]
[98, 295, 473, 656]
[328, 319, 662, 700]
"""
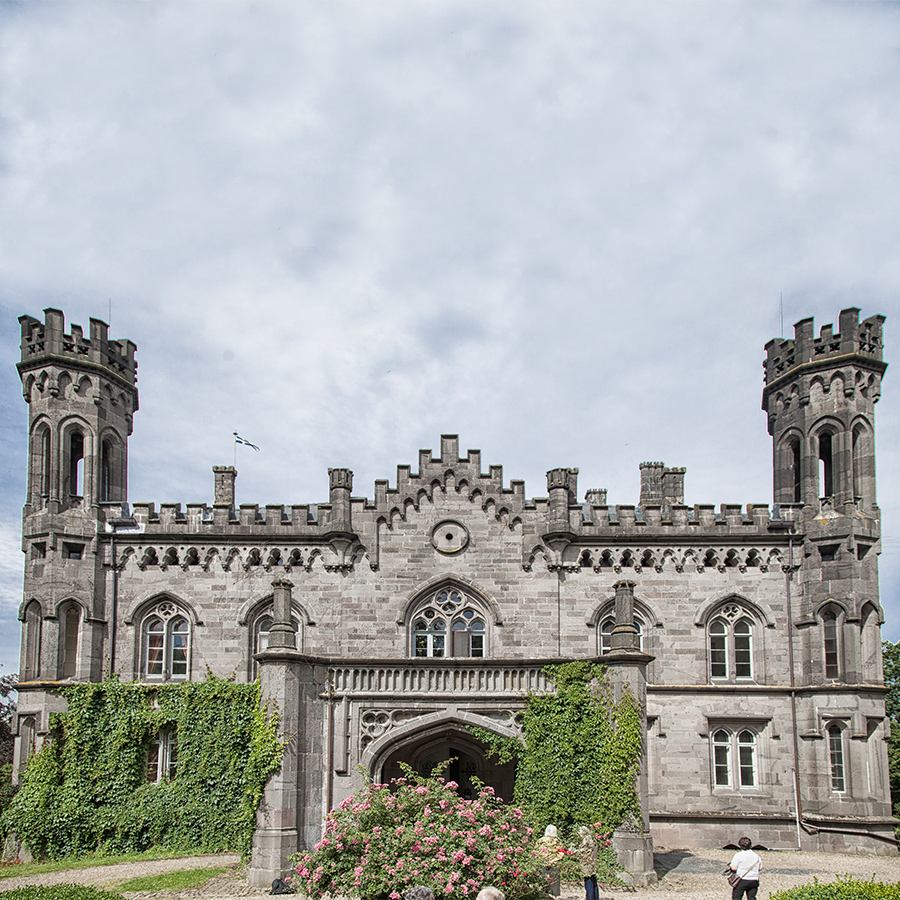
[327, 468, 353, 533]
[600, 589, 657, 887]
[610, 580, 639, 651]
[248, 648, 328, 888]
[546, 468, 576, 531]
[268, 579, 296, 650]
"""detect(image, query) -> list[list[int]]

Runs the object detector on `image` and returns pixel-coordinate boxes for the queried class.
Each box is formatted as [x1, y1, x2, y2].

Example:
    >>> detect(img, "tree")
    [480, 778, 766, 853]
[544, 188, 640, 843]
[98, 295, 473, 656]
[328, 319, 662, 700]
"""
[882, 641, 900, 815]
[0, 672, 17, 768]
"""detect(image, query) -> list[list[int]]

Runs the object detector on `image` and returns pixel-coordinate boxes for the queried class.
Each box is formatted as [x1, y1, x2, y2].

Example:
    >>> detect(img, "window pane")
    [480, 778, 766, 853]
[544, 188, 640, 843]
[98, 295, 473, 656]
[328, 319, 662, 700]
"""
[170, 618, 189, 677]
[714, 744, 730, 786]
[829, 726, 845, 792]
[452, 630, 469, 657]
[600, 620, 613, 654]
[414, 635, 428, 657]
[824, 614, 839, 680]
[739, 737, 755, 787]
[146, 618, 164, 676]
[710, 633, 727, 678]
[147, 736, 161, 782]
[470, 634, 484, 658]
[432, 635, 444, 657]
[735, 620, 752, 678]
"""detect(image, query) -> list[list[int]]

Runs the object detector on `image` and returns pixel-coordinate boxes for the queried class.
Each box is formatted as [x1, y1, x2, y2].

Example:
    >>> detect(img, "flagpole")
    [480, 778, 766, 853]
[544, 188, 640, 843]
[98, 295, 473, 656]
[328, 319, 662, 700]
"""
[233, 432, 237, 468]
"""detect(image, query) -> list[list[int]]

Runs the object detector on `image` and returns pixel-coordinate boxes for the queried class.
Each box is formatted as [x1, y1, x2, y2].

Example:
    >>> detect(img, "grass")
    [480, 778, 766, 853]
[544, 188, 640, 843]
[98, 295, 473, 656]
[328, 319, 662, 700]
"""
[114, 866, 228, 892]
[0, 848, 214, 880]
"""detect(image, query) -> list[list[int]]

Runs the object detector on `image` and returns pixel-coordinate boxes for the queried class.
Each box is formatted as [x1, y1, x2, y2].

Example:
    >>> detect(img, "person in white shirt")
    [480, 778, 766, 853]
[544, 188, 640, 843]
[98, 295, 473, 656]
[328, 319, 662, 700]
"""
[729, 836, 761, 900]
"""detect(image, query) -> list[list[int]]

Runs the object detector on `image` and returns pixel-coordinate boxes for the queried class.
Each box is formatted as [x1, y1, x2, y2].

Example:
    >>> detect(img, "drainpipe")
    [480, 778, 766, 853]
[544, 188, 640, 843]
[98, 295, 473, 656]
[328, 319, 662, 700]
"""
[784, 533, 803, 850]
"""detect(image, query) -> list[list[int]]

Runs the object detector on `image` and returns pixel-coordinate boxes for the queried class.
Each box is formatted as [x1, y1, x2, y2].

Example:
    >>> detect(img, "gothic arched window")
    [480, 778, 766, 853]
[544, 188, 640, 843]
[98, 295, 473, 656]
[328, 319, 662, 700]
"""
[142, 601, 191, 681]
[708, 604, 754, 681]
[412, 588, 487, 658]
[821, 606, 845, 682]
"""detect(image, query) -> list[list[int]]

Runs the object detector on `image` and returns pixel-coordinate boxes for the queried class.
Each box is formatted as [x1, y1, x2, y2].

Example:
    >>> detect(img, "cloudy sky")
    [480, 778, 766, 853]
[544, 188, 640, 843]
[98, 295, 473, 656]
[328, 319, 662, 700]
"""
[1, 1, 899, 680]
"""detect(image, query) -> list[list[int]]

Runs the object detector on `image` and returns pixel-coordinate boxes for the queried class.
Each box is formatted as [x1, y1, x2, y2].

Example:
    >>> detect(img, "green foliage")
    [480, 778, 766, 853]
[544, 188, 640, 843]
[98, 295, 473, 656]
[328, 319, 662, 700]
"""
[293, 765, 545, 900]
[882, 641, 900, 829]
[769, 875, 900, 900]
[0, 676, 283, 860]
[477, 661, 642, 839]
[0, 765, 17, 839]
[115, 865, 227, 891]
[0, 887, 125, 900]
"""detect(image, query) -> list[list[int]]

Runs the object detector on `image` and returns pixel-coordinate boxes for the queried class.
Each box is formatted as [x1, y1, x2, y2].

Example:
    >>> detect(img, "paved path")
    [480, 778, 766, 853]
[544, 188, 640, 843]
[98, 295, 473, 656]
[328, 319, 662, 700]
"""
[2, 848, 900, 900]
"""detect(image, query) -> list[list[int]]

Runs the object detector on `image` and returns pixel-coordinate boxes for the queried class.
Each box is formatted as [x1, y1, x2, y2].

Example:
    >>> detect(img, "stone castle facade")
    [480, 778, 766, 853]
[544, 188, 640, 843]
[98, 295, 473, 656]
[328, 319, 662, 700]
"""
[11, 306, 894, 882]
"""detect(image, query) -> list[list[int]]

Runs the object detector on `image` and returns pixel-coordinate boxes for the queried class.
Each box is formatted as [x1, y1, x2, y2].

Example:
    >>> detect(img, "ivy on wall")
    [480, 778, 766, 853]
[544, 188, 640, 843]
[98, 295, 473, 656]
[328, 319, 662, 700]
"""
[472, 661, 643, 838]
[0, 676, 283, 859]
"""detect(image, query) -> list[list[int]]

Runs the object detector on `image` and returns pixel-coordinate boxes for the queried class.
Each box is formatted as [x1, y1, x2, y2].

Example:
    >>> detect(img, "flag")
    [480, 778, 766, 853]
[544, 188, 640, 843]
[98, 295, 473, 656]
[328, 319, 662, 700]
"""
[234, 433, 260, 451]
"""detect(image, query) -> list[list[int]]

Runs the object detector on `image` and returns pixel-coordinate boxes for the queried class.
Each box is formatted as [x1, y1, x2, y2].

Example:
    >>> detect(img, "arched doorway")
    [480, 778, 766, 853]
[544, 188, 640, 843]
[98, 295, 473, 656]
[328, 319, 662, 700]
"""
[379, 727, 517, 802]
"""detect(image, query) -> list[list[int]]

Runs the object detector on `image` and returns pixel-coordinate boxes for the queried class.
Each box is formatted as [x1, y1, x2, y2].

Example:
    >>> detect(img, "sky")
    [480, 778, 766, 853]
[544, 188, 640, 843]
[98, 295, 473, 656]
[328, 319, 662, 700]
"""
[1, 1, 900, 682]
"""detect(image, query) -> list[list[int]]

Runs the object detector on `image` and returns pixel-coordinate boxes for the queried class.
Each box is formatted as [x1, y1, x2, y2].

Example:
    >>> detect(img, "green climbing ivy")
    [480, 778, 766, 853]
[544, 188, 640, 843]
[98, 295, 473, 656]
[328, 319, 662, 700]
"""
[471, 661, 643, 838]
[0, 676, 283, 860]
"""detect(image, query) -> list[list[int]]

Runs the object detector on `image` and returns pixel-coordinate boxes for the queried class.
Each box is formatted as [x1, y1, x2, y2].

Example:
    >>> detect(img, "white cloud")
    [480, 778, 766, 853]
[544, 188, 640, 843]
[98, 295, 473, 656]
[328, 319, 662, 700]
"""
[1, 0, 900, 678]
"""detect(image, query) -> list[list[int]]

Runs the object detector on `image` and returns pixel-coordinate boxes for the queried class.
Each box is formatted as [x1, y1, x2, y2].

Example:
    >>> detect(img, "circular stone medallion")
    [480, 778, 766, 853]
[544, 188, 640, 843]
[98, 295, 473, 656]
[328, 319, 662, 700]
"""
[431, 519, 470, 555]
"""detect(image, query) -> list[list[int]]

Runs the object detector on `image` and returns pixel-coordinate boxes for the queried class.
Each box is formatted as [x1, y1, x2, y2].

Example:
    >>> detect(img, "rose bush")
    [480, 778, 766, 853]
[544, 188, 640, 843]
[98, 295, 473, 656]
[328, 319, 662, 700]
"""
[292, 767, 545, 900]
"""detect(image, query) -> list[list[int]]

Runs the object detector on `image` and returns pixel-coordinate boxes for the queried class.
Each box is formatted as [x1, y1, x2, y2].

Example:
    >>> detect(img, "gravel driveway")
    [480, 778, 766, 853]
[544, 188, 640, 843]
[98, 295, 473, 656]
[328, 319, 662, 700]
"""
[2, 848, 900, 900]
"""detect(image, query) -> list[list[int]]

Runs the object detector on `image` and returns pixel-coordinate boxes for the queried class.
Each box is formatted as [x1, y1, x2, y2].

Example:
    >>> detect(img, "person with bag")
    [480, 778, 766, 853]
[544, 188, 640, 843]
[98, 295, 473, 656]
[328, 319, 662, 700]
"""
[725, 836, 761, 900]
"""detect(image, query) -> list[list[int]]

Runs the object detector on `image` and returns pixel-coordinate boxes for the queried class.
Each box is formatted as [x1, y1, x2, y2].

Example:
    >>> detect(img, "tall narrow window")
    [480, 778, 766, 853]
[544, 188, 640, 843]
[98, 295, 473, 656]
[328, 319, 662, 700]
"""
[61, 605, 80, 679]
[818, 432, 834, 500]
[40, 429, 51, 504]
[790, 439, 801, 503]
[709, 619, 728, 678]
[737, 730, 756, 787]
[734, 619, 752, 678]
[147, 728, 178, 782]
[823, 611, 840, 680]
[69, 430, 84, 498]
[713, 729, 731, 786]
[100, 440, 112, 502]
[828, 724, 846, 792]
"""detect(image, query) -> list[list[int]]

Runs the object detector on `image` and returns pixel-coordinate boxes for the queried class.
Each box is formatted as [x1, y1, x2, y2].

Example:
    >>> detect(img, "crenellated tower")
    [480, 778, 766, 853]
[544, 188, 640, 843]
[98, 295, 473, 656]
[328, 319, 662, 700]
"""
[763, 308, 885, 514]
[762, 308, 886, 684]
[16, 308, 138, 685]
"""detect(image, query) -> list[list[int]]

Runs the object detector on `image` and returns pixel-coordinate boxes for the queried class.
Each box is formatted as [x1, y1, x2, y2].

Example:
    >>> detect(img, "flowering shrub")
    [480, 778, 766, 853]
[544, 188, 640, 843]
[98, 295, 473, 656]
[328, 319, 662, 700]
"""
[292, 767, 545, 900]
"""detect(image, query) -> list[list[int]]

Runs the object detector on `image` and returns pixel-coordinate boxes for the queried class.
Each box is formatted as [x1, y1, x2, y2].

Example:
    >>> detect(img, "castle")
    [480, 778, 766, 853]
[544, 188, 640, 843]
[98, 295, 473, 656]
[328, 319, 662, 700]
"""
[11, 306, 895, 883]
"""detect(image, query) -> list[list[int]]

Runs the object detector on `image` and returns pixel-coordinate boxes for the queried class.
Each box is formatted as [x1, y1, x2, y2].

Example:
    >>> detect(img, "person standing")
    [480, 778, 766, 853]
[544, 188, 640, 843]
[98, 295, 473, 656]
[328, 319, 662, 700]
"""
[575, 825, 599, 900]
[728, 836, 761, 900]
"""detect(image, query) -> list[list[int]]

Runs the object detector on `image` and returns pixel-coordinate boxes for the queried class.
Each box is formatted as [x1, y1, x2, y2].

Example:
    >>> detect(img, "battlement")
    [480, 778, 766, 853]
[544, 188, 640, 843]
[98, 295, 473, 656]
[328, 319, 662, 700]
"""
[18, 308, 137, 386]
[764, 307, 884, 385]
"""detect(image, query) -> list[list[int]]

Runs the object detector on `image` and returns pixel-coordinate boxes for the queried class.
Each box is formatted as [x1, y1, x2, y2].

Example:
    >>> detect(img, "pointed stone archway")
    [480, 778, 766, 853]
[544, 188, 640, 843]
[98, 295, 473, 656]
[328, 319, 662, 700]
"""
[374, 720, 517, 802]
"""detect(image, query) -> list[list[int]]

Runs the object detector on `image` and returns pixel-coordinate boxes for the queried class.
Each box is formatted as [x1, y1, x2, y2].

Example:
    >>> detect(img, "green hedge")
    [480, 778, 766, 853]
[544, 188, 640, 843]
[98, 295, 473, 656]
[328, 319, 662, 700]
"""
[0, 676, 283, 859]
[0, 887, 126, 900]
[770, 877, 900, 900]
